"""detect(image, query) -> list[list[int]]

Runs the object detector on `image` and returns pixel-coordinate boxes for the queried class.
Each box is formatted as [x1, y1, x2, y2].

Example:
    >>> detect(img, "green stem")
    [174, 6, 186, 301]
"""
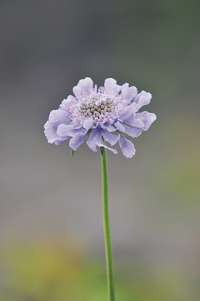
[100, 147, 115, 301]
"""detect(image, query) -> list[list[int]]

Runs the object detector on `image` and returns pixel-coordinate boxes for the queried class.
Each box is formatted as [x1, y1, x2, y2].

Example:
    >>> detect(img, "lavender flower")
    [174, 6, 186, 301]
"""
[44, 77, 156, 158]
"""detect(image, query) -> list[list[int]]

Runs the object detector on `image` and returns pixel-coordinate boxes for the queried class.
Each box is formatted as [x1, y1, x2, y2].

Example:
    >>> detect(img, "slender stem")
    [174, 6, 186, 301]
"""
[100, 147, 115, 301]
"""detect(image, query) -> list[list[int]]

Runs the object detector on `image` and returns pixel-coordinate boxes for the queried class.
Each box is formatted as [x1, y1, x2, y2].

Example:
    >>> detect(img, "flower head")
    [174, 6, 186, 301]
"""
[44, 77, 156, 158]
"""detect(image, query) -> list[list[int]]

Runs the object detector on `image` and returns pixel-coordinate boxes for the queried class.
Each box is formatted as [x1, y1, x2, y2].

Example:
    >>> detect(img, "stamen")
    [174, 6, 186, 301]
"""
[75, 89, 129, 127]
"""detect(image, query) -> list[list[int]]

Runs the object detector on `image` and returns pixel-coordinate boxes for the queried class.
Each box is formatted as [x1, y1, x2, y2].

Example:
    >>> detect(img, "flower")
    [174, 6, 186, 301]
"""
[44, 77, 156, 158]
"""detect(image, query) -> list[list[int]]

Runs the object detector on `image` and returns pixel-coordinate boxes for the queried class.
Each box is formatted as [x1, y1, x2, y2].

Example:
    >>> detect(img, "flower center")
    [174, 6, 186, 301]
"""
[79, 95, 113, 122]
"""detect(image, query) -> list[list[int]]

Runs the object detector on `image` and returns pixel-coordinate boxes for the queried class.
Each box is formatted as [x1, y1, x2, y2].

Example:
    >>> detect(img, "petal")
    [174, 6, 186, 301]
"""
[136, 111, 157, 131]
[72, 86, 81, 98]
[134, 91, 152, 110]
[132, 118, 144, 128]
[104, 78, 121, 93]
[48, 109, 70, 122]
[123, 124, 143, 138]
[119, 136, 136, 158]
[121, 83, 138, 101]
[73, 77, 93, 97]
[69, 132, 86, 151]
[101, 121, 116, 132]
[60, 95, 75, 111]
[57, 124, 74, 137]
[83, 118, 93, 130]
[102, 130, 120, 146]
[86, 128, 102, 152]
[114, 121, 125, 132]
[87, 128, 118, 154]
[44, 120, 70, 145]
[44, 109, 71, 145]
[104, 146, 118, 154]
[119, 104, 135, 126]
[57, 122, 84, 137]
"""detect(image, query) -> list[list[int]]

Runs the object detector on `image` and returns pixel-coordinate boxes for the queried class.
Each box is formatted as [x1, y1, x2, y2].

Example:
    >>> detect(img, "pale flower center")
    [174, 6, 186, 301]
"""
[79, 95, 113, 121]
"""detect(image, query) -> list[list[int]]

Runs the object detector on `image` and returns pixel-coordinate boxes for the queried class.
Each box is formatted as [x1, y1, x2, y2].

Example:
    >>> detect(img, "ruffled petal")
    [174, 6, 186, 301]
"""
[83, 118, 93, 130]
[48, 109, 70, 122]
[132, 118, 144, 128]
[114, 121, 125, 132]
[101, 121, 116, 132]
[57, 124, 77, 137]
[123, 124, 143, 138]
[44, 121, 70, 145]
[119, 104, 135, 126]
[86, 128, 100, 152]
[87, 128, 118, 154]
[104, 78, 121, 93]
[119, 136, 136, 158]
[121, 83, 137, 101]
[102, 130, 120, 146]
[136, 111, 157, 131]
[73, 77, 93, 97]
[69, 132, 86, 150]
[60, 95, 75, 111]
[44, 109, 71, 145]
[134, 91, 152, 110]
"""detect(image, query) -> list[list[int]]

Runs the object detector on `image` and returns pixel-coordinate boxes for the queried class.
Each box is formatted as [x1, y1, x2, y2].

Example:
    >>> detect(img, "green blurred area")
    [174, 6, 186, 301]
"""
[0, 240, 198, 301]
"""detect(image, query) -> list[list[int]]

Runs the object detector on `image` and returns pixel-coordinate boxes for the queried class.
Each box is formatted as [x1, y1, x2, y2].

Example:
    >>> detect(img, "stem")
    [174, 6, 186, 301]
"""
[100, 147, 115, 301]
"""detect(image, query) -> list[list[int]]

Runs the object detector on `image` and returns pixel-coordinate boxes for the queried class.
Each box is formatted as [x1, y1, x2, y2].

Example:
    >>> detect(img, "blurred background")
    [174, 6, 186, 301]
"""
[1, 0, 200, 300]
